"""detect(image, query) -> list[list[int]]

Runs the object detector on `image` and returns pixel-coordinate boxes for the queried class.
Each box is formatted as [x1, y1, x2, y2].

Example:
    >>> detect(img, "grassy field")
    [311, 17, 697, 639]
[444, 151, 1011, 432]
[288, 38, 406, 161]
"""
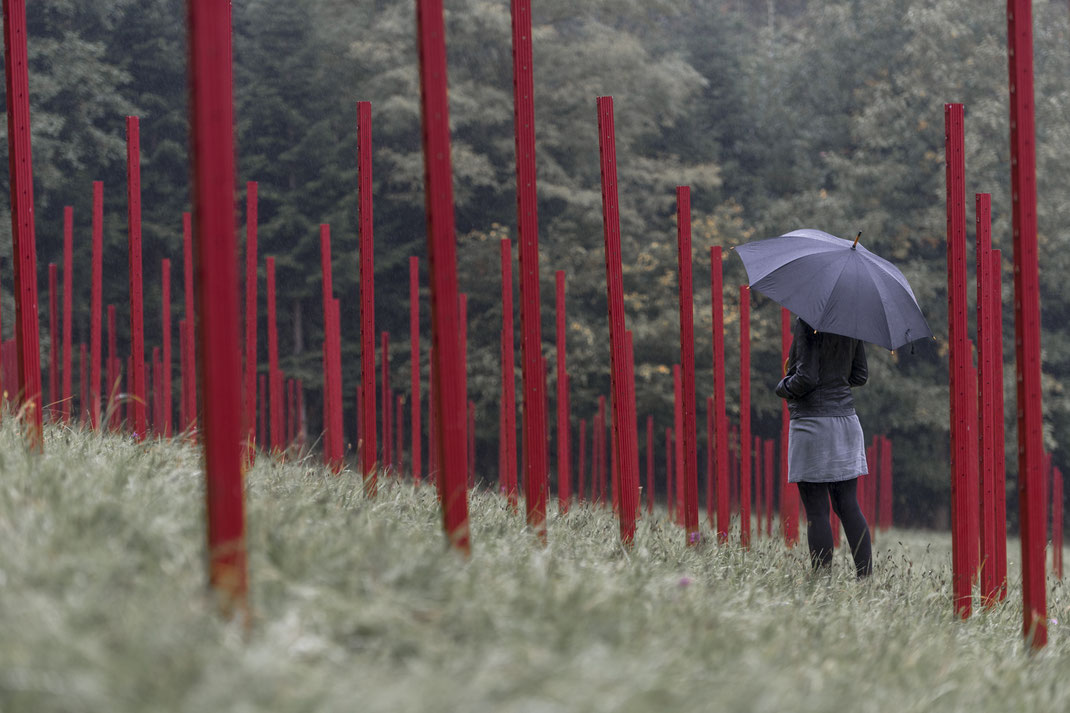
[2, 420, 1070, 712]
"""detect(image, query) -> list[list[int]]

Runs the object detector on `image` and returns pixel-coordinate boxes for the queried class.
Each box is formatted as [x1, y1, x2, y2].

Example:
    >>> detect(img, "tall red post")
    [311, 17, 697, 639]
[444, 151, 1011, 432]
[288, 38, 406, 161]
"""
[509, 0, 549, 541]
[625, 330, 639, 517]
[739, 285, 751, 548]
[48, 264, 57, 418]
[2, 0, 43, 447]
[945, 103, 972, 619]
[187, 0, 246, 615]
[711, 248, 729, 540]
[976, 190, 998, 601]
[356, 101, 378, 491]
[243, 182, 258, 454]
[320, 225, 344, 472]
[266, 257, 281, 452]
[596, 96, 640, 542]
[90, 181, 103, 430]
[161, 259, 172, 437]
[647, 414, 655, 515]
[410, 256, 422, 483]
[556, 270, 570, 511]
[413, 2, 472, 548]
[673, 364, 683, 525]
[396, 392, 405, 474]
[991, 249, 1008, 601]
[1006, 0, 1046, 648]
[500, 240, 518, 507]
[781, 308, 798, 546]
[675, 187, 699, 543]
[754, 435, 763, 535]
[966, 351, 980, 579]
[126, 116, 147, 440]
[62, 206, 72, 423]
[183, 212, 196, 433]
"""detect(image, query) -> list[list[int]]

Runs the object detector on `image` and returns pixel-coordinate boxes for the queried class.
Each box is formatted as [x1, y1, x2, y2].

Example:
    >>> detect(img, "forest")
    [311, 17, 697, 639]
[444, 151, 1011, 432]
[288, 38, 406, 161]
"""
[2, 0, 1069, 528]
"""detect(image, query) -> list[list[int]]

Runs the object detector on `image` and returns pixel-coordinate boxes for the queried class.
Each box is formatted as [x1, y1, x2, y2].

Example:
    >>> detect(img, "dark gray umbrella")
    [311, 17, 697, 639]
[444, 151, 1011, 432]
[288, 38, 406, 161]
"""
[733, 228, 932, 351]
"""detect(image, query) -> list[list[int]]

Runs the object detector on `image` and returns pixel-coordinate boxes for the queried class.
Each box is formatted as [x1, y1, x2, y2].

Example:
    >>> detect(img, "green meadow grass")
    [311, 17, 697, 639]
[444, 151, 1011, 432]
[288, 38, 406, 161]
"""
[2, 419, 1069, 712]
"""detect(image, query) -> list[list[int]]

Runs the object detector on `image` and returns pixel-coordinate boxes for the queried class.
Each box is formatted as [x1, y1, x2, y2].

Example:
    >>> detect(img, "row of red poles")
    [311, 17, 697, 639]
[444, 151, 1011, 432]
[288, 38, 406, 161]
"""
[0, 0, 1056, 648]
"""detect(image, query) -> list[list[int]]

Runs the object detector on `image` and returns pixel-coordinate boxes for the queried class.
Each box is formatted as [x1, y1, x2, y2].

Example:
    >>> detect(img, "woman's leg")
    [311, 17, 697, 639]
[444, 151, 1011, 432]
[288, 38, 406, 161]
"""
[828, 477, 873, 578]
[796, 481, 834, 570]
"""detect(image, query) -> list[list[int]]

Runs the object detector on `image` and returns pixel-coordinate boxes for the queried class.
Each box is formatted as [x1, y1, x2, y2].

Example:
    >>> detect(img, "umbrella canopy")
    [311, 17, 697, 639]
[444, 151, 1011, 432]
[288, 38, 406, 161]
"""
[733, 228, 932, 351]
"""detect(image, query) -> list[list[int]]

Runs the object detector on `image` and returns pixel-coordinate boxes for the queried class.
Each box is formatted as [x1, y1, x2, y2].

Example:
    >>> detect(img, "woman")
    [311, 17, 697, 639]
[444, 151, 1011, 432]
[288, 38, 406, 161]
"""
[776, 316, 872, 578]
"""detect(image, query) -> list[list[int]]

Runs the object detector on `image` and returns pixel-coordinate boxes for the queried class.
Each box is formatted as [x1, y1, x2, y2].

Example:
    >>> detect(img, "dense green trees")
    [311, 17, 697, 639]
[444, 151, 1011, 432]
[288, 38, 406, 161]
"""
[1, 0, 1068, 527]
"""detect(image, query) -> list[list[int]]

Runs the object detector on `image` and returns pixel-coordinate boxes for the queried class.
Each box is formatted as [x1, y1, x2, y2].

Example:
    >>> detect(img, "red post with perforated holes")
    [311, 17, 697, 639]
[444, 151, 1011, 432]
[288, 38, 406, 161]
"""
[991, 249, 1008, 601]
[357, 101, 378, 492]
[596, 96, 640, 542]
[1005, 0, 1046, 649]
[510, 0, 548, 542]
[188, 0, 247, 615]
[977, 193, 998, 603]
[675, 187, 699, 544]
[90, 182, 103, 430]
[711, 248, 729, 540]
[945, 103, 971, 619]
[126, 117, 147, 440]
[413, 0, 471, 550]
[2, 0, 44, 447]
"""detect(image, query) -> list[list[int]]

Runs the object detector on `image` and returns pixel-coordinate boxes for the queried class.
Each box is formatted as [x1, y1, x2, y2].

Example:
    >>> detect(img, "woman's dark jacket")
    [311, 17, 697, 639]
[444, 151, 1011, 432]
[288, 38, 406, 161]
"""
[775, 317, 868, 420]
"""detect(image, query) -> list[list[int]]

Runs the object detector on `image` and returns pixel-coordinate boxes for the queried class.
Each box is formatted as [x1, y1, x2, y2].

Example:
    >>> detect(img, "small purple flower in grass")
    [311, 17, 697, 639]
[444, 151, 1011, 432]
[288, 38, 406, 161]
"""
[689, 531, 701, 545]
[678, 576, 692, 588]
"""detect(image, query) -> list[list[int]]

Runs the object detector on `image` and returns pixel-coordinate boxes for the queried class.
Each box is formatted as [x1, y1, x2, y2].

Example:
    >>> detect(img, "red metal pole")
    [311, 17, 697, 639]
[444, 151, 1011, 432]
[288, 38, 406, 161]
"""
[331, 297, 343, 467]
[500, 240, 518, 507]
[62, 206, 72, 423]
[90, 181, 103, 430]
[187, 0, 246, 614]
[739, 285, 751, 548]
[320, 224, 344, 471]
[2, 0, 43, 447]
[266, 257, 280, 452]
[412, 4, 472, 548]
[410, 256, 421, 483]
[356, 101, 378, 491]
[781, 307, 798, 546]
[991, 249, 1008, 601]
[243, 182, 258, 454]
[711, 247, 729, 541]
[48, 263, 57, 419]
[945, 103, 971, 619]
[555, 270, 570, 511]
[596, 96, 640, 541]
[1006, 0, 1046, 648]
[161, 259, 172, 437]
[126, 116, 147, 440]
[647, 414, 655, 515]
[967, 350, 980, 580]
[754, 435, 763, 536]
[509, 0, 549, 541]
[183, 211, 195, 433]
[625, 330, 639, 517]
[397, 392, 405, 474]
[675, 187, 699, 543]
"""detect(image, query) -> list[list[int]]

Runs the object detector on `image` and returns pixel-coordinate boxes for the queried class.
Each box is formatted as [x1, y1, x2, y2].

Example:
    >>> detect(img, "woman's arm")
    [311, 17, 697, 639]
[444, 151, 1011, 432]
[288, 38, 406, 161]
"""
[849, 340, 868, 387]
[775, 319, 819, 399]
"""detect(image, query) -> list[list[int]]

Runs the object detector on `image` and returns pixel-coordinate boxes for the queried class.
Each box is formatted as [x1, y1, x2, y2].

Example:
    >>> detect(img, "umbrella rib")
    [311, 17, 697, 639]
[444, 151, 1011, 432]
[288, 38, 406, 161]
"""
[858, 258, 894, 348]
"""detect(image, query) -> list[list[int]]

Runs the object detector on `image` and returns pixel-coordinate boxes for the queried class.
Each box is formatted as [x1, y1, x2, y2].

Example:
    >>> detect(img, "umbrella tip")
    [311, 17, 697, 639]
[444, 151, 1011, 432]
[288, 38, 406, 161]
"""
[851, 231, 862, 250]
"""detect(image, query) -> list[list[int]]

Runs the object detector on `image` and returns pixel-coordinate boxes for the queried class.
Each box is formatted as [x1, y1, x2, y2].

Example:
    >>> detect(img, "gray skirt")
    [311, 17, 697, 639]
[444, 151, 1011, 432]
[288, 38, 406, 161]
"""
[787, 414, 868, 483]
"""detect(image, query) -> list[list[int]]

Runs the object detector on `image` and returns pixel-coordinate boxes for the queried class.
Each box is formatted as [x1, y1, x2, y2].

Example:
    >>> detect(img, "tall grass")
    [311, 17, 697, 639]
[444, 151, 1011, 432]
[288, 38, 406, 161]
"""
[1, 419, 1068, 712]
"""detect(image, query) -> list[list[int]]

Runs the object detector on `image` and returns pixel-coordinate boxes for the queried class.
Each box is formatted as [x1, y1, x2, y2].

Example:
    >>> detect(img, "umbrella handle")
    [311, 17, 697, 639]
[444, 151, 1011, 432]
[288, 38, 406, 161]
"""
[851, 231, 861, 250]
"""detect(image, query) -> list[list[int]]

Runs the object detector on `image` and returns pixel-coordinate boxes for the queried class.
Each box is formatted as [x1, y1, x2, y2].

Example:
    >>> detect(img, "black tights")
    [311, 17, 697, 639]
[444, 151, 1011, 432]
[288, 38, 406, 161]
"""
[797, 478, 872, 578]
